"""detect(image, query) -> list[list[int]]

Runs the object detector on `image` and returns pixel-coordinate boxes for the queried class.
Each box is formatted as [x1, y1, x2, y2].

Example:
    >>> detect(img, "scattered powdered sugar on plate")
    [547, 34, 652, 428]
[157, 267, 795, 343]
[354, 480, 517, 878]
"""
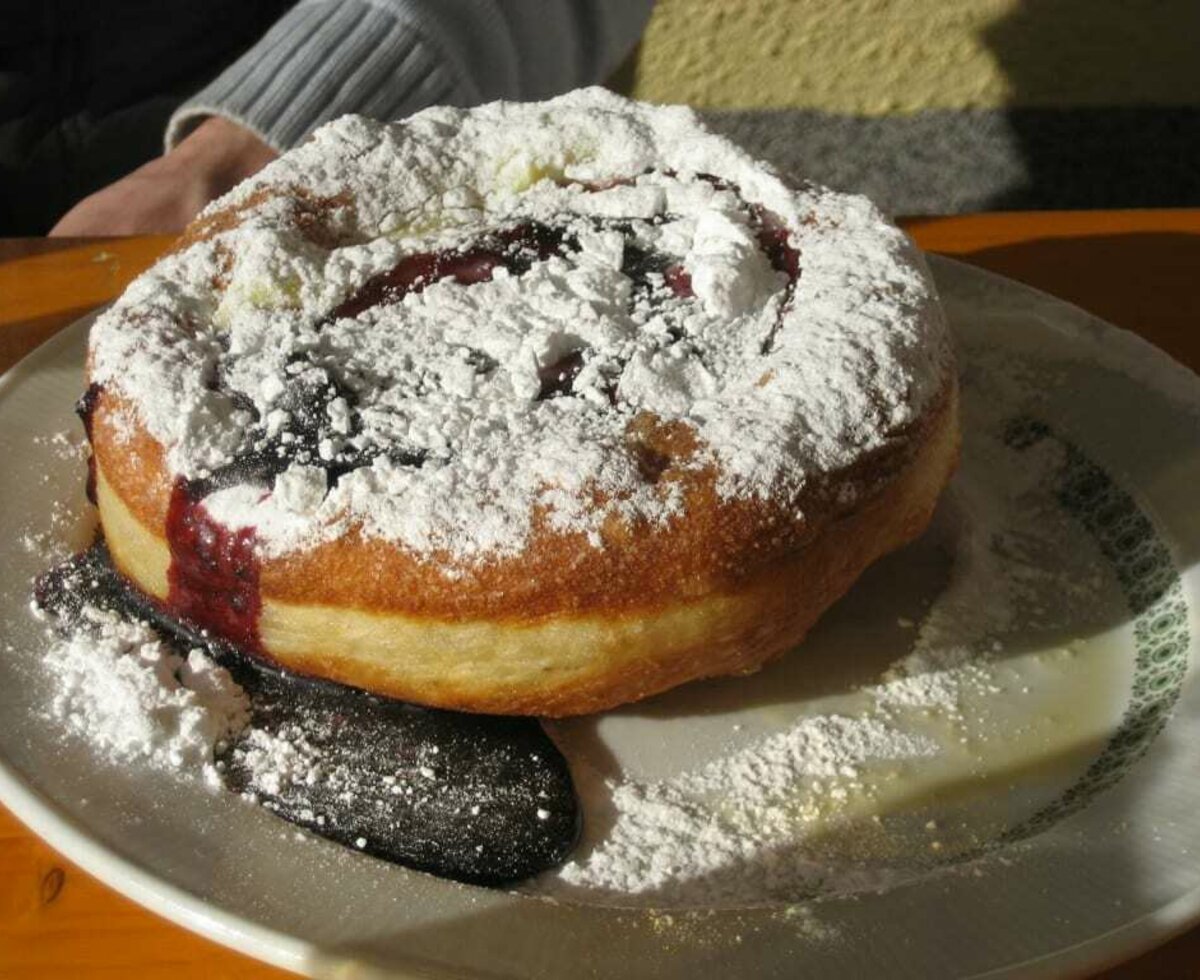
[39, 605, 249, 786]
[20, 431, 90, 559]
[542, 715, 937, 907]
[36, 604, 379, 808]
[875, 345, 1102, 718]
[530, 348, 1118, 908]
[30, 430, 86, 462]
[231, 723, 324, 799]
[36, 604, 363, 805]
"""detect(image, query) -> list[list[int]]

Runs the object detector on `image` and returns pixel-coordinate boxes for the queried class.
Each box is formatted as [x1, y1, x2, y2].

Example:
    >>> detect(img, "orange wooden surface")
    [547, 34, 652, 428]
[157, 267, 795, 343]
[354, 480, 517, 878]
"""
[1, 212, 1199, 978]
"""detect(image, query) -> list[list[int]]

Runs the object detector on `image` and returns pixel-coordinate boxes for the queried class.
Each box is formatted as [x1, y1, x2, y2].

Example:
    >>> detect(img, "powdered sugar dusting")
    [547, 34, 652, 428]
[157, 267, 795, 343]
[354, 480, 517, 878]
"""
[87, 88, 950, 565]
[532, 347, 1120, 908]
[231, 723, 323, 798]
[38, 606, 387, 809]
[546, 716, 936, 906]
[41, 606, 249, 786]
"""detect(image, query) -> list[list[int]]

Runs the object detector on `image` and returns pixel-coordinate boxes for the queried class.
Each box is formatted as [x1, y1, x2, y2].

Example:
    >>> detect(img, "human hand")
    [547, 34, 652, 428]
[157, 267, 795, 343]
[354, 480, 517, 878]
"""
[49, 116, 278, 237]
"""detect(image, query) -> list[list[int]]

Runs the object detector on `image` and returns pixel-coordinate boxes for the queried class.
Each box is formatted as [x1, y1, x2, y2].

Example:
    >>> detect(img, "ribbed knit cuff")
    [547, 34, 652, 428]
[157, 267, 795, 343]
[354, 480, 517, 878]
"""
[165, 0, 474, 151]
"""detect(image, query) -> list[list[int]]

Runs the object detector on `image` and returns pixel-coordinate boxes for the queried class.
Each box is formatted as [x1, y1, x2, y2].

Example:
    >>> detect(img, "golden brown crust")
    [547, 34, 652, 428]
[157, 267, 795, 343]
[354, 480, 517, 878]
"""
[90, 377, 954, 621]
[173, 186, 355, 253]
[91, 376, 958, 716]
[90, 388, 172, 528]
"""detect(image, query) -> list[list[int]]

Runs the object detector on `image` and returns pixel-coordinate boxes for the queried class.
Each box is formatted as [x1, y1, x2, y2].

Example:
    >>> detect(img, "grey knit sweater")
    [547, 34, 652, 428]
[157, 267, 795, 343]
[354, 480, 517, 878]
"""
[165, 0, 654, 151]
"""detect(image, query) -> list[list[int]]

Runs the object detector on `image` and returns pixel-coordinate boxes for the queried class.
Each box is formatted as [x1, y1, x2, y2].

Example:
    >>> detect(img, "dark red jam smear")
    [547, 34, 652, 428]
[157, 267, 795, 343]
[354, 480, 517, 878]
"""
[34, 543, 580, 886]
[329, 221, 578, 322]
[165, 477, 263, 653]
[76, 382, 103, 505]
[76, 379, 268, 654]
[694, 172, 802, 280]
[537, 349, 586, 401]
[619, 234, 694, 301]
[325, 192, 799, 388]
[754, 211, 801, 280]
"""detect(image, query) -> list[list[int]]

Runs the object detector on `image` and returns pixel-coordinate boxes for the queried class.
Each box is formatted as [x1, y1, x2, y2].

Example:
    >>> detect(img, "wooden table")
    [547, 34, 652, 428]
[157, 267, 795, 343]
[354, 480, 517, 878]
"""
[1, 211, 1199, 977]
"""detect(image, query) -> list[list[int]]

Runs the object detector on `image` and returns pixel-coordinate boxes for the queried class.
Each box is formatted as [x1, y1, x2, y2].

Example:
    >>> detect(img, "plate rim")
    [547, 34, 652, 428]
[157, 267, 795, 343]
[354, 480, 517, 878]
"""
[1, 258, 1199, 978]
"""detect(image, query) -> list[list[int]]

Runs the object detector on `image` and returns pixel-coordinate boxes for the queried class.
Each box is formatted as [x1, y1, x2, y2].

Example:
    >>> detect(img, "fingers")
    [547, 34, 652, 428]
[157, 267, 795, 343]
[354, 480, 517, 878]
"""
[49, 117, 277, 238]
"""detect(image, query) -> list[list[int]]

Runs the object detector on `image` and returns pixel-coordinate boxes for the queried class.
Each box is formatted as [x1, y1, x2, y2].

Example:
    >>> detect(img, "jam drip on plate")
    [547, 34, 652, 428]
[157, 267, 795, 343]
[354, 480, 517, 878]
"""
[165, 478, 263, 654]
[34, 544, 581, 886]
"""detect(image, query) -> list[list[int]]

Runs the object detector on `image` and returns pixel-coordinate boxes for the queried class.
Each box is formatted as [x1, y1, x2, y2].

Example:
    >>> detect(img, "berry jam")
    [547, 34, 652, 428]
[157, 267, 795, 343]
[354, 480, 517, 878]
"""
[165, 478, 263, 653]
[537, 349, 586, 400]
[759, 226, 800, 279]
[619, 237, 694, 299]
[749, 206, 802, 353]
[329, 221, 578, 321]
[662, 263, 694, 298]
[76, 382, 103, 505]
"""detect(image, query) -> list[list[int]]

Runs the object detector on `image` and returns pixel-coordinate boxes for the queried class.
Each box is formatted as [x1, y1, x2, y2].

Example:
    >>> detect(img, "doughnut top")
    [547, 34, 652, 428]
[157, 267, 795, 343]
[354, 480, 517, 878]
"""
[88, 88, 951, 566]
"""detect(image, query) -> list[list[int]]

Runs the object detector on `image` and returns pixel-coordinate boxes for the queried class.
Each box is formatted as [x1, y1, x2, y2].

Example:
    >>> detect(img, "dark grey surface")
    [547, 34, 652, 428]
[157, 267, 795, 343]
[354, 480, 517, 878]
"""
[704, 107, 1200, 216]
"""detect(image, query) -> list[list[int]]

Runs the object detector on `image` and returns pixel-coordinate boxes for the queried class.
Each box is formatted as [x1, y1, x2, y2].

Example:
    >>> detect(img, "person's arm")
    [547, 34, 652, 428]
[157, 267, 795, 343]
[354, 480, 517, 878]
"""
[164, 0, 655, 152]
[50, 117, 276, 237]
[51, 0, 654, 237]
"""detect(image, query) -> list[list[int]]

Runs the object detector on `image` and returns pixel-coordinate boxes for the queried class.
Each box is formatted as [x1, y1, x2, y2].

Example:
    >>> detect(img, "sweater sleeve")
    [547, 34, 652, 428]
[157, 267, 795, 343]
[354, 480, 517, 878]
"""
[165, 0, 655, 151]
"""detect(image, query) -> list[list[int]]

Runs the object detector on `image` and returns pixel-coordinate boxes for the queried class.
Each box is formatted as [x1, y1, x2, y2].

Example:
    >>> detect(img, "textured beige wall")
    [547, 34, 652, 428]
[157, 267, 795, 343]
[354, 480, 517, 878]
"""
[630, 0, 1200, 113]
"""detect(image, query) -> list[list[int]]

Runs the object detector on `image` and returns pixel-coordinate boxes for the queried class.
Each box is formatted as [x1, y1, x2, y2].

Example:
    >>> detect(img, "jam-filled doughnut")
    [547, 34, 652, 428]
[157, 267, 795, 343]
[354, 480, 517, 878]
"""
[83, 89, 959, 717]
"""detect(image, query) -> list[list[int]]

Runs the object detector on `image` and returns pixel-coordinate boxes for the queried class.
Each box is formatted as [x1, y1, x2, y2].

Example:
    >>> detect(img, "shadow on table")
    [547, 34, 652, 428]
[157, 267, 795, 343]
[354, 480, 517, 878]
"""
[981, 0, 1200, 211]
